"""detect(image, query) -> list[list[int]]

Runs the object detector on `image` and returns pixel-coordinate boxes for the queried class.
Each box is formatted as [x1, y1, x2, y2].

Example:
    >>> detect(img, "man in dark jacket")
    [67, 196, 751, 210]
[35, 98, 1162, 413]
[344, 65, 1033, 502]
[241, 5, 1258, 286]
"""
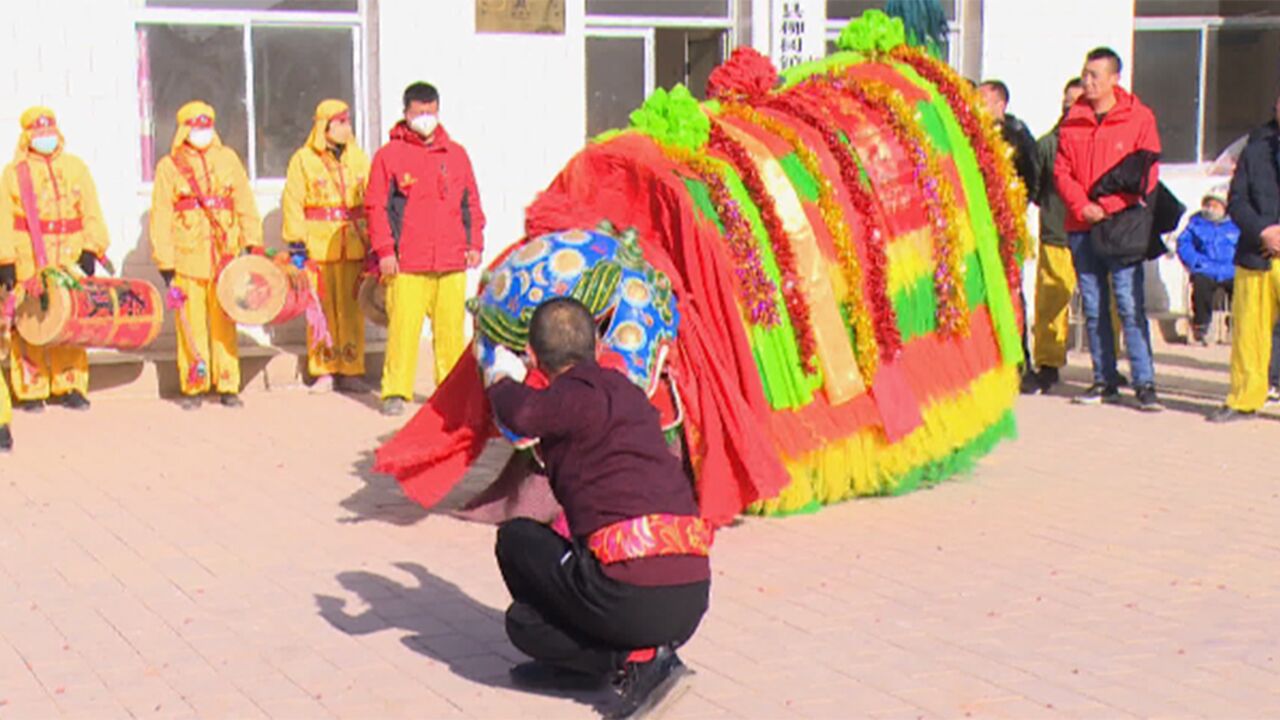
[366, 82, 486, 416]
[1209, 93, 1280, 422]
[1055, 47, 1163, 411]
[978, 80, 1039, 193]
[487, 298, 709, 719]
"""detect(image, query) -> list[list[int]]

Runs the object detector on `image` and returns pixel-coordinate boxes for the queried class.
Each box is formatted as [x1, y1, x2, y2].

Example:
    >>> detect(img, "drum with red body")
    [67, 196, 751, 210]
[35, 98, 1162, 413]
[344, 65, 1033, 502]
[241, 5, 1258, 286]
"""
[14, 272, 164, 349]
[215, 254, 311, 325]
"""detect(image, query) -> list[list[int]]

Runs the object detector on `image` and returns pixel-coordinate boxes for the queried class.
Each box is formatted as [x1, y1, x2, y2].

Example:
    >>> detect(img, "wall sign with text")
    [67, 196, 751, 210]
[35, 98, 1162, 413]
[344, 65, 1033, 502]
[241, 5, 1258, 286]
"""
[476, 0, 565, 35]
[771, 0, 825, 70]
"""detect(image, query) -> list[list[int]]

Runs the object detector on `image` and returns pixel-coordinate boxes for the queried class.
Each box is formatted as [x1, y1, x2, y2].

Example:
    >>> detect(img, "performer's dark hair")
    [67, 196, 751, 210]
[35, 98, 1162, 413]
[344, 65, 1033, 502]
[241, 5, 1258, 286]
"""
[403, 82, 439, 109]
[979, 80, 1010, 104]
[1065, 76, 1084, 92]
[529, 298, 596, 372]
[1086, 47, 1122, 74]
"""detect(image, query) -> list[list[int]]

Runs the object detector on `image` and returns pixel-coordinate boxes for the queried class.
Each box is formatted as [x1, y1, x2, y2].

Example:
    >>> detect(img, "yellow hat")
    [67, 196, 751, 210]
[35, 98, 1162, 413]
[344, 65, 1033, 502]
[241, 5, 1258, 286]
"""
[14, 106, 63, 161]
[172, 100, 220, 153]
[308, 99, 351, 153]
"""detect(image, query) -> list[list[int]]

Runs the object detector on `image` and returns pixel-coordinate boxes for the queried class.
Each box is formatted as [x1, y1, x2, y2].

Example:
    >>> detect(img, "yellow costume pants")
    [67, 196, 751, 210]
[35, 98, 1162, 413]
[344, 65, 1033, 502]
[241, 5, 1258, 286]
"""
[1032, 242, 1121, 368]
[1226, 264, 1280, 413]
[174, 275, 240, 396]
[308, 261, 365, 378]
[9, 335, 88, 401]
[0, 359, 11, 425]
[382, 271, 465, 400]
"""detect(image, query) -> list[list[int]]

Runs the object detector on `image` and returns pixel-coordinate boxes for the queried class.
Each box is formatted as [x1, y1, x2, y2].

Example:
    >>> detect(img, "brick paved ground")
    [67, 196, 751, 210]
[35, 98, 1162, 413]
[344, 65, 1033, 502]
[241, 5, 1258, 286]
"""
[1, 342, 1278, 719]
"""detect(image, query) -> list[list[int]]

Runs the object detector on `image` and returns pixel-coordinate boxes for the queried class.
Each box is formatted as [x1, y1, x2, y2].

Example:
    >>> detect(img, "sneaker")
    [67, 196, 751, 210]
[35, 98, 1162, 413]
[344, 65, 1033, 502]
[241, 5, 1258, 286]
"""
[1267, 386, 1280, 406]
[1192, 327, 1209, 346]
[177, 395, 202, 411]
[509, 661, 608, 692]
[605, 646, 693, 720]
[381, 396, 407, 417]
[1135, 384, 1164, 413]
[219, 393, 243, 408]
[17, 399, 45, 414]
[54, 391, 91, 411]
[334, 375, 370, 394]
[1208, 406, 1254, 423]
[1072, 383, 1119, 405]
[0, 424, 11, 452]
[309, 375, 334, 394]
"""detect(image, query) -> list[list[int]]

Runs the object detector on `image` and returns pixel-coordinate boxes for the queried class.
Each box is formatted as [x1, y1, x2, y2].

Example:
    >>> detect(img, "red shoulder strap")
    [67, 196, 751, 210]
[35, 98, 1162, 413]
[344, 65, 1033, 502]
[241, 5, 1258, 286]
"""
[15, 161, 49, 269]
[171, 151, 230, 255]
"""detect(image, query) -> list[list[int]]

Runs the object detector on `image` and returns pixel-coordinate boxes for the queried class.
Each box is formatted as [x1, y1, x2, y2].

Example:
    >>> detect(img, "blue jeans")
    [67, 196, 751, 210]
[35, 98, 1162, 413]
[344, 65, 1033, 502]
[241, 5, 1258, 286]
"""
[1068, 232, 1156, 387]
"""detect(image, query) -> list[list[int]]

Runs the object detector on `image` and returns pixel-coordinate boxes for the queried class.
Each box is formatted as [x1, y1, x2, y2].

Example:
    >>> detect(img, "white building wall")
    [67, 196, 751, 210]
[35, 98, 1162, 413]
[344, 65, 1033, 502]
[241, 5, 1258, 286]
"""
[376, 0, 587, 281]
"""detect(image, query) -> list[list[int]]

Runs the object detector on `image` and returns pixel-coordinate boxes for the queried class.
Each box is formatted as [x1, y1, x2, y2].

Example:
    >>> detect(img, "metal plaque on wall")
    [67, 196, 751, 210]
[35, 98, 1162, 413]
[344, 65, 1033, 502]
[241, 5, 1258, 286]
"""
[476, 0, 566, 35]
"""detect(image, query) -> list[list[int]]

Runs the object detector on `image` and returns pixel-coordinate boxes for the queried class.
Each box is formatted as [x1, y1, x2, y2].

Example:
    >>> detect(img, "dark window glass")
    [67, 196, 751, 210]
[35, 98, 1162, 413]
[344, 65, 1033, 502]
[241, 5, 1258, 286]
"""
[586, 0, 729, 17]
[1137, 0, 1280, 17]
[137, 23, 249, 181]
[252, 26, 356, 177]
[1133, 29, 1201, 163]
[146, 0, 358, 11]
[586, 36, 646, 137]
[1205, 26, 1280, 159]
[655, 28, 725, 100]
[827, 0, 956, 21]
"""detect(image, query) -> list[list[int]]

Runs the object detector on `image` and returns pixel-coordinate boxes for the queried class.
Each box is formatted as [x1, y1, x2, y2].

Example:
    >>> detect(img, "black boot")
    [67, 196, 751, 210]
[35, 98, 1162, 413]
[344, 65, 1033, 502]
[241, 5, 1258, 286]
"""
[55, 391, 91, 411]
[605, 646, 693, 720]
[509, 661, 609, 692]
[0, 424, 11, 452]
[219, 393, 243, 408]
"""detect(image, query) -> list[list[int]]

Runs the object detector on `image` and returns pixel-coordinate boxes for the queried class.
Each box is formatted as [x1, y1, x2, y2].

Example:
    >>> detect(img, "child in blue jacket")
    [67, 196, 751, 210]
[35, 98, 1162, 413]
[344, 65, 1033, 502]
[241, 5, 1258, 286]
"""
[1178, 187, 1239, 345]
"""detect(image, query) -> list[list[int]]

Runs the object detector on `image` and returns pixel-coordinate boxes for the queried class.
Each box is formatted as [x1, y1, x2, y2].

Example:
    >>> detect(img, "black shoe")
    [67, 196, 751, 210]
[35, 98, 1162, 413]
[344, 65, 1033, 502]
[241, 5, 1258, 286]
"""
[17, 399, 45, 414]
[381, 396, 407, 417]
[334, 375, 370, 394]
[1038, 366, 1060, 389]
[509, 661, 609, 692]
[0, 424, 11, 452]
[1019, 369, 1042, 395]
[606, 646, 693, 720]
[55, 391, 90, 411]
[1208, 406, 1254, 424]
[1135, 384, 1164, 413]
[1267, 386, 1280, 406]
[177, 395, 202, 411]
[219, 393, 243, 408]
[1072, 383, 1119, 406]
[1116, 373, 1130, 388]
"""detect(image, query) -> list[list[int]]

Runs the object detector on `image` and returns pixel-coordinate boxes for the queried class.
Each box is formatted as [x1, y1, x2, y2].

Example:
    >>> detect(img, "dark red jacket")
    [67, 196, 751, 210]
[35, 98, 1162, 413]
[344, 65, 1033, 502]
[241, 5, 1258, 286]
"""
[1054, 87, 1161, 233]
[488, 361, 710, 587]
[365, 123, 485, 272]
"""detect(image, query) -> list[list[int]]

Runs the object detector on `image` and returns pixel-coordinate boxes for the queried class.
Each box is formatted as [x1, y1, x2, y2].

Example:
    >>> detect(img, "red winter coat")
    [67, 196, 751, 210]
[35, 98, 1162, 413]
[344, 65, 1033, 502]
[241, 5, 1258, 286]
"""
[365, 123, 485, 272]
[1054, 87, 1161, 234]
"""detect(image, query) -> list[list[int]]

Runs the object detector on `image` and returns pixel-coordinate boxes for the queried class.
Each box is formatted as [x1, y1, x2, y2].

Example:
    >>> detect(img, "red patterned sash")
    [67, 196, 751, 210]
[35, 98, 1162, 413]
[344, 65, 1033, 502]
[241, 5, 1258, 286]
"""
[14, 216, 83, 234]
[586, 514, 714, 565]
[304, 205, 364, 222]
[174, 195, 234, 212]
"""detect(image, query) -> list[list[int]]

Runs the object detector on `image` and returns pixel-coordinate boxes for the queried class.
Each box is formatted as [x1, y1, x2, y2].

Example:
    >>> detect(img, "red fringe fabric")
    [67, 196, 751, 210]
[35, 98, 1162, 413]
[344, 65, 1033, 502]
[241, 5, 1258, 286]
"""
[706, 47, 780, 102]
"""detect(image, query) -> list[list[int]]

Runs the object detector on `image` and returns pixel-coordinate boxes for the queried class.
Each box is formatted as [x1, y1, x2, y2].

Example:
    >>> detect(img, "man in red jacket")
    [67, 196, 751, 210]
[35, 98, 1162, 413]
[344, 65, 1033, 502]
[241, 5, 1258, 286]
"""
[1055, 47, 1162, 411]
[365, 82, 485, 416]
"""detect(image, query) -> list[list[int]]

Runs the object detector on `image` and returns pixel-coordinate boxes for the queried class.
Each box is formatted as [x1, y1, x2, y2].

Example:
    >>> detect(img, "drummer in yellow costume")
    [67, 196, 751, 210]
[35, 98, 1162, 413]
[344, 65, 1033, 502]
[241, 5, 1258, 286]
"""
[0, 107, 109, 412]
[281, 99, 370, 393]
[149, 101, 262, 409]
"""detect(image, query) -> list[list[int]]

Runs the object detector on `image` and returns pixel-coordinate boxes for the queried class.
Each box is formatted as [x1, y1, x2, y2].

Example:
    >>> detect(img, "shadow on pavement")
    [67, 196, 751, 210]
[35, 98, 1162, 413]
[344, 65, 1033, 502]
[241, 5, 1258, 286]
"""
[315, 562, 613, 712]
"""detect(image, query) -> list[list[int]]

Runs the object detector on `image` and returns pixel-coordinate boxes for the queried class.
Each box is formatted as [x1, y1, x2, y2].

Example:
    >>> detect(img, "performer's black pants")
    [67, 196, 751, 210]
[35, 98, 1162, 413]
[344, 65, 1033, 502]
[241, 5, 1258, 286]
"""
[495, 518, 709, 677]
[1190, 273, 1233, 330]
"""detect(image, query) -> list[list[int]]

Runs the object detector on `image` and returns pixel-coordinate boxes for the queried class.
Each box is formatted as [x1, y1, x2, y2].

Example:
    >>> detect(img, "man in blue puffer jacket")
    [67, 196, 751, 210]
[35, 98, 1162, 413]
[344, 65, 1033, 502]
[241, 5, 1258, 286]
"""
[1178, 186, 1239, 345]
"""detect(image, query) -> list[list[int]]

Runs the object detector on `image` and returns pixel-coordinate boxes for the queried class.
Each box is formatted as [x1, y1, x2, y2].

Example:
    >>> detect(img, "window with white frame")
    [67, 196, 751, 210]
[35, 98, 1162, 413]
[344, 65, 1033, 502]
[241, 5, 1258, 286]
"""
[136, 0, 365, 182]
[585, 1, 734, 138]
[1134, 0, 1280, 164]
[825, 0, 966, 69]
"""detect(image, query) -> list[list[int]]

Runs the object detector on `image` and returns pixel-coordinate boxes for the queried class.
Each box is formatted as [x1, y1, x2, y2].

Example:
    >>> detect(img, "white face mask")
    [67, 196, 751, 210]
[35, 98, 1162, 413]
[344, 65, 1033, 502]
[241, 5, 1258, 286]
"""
[409, 113, 438, 138]
[188, 128, 215, 149]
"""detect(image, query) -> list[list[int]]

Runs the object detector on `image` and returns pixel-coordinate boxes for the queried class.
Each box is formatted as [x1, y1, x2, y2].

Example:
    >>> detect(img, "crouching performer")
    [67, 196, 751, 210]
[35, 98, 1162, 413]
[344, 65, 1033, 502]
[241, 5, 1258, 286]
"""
[486, 297, 710, 720]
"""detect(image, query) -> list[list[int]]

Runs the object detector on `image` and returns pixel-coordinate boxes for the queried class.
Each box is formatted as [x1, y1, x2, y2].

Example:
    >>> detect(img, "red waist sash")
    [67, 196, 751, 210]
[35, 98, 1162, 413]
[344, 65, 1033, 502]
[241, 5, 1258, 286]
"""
[13, 216, 83, 234]
[174, 196, 234, 212]
[586, 514, 714, 565]
[304, 205, 364, 222]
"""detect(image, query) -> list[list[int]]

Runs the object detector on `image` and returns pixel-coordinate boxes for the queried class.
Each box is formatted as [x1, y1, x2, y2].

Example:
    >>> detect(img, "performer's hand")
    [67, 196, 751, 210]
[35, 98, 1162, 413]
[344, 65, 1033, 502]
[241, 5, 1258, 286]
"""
[0, 264, 15, 291]
[379, 254, 400, 277]
[1082, 203, 1107, 224]
[77, 251, 97, 277]
[487, 344, 528, 385]
[288, 242, 309, 270]
[159, 269, 175, 287]
[1262, 225, 1280, 258]
[465, 249, 482, 269]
